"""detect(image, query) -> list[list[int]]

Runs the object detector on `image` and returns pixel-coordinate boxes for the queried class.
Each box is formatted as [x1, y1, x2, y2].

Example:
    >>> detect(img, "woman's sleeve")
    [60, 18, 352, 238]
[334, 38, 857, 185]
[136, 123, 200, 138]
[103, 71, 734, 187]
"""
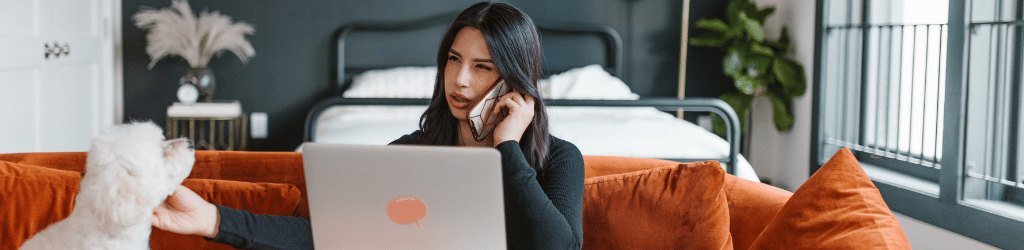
[202, 130, 423, 249]
[204, 205, 314, 250]
[495, 140, 584, 250]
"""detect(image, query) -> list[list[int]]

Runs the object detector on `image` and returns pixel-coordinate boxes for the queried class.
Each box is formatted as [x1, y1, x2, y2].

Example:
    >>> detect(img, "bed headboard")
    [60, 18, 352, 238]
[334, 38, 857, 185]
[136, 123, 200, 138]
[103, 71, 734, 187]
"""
[333, 11, 623, 95]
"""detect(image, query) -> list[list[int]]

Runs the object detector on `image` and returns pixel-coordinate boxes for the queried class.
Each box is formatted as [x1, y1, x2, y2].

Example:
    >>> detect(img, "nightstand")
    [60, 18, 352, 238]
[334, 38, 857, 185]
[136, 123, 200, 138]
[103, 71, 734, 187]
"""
[166, 101, 248, 151]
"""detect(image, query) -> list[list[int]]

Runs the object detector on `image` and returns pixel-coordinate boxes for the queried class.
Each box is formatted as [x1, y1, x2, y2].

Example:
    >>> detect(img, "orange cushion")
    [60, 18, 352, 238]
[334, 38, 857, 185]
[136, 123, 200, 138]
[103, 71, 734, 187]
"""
[582, 155, 682, 179]
[149, 179, 302, 250]
[747, 148, 911, 249]
[583, 155, 792, 250]
[188, 151, 309, 217]
[722, 174, 791, 250]
[0, 152, 89, 173]
[0, 160, 81, 250]
[0, 151, 312, 218]
[582, 161, 733, 250]
[0, 160, 302, 250]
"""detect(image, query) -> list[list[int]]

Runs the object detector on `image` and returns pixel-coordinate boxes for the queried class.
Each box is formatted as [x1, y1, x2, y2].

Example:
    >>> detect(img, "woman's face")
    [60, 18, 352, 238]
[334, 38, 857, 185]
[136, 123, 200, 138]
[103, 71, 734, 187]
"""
[444, 27, 501, 120]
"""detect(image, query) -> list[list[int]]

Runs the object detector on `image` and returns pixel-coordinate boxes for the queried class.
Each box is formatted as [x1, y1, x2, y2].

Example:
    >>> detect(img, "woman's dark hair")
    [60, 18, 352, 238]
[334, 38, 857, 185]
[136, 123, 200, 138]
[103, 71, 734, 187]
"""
[419, 1, 551, 172]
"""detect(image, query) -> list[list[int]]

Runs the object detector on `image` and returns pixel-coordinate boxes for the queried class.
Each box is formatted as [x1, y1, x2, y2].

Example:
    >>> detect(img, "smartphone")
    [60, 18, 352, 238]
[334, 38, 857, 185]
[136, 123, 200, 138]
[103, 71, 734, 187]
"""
[468, 80, 511, 142]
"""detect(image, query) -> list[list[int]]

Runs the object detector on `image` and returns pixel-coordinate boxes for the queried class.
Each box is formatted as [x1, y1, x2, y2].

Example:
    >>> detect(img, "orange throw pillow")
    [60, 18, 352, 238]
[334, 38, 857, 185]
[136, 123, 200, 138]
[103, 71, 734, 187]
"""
[149, 178, 302, 250]
[747, 148, 911, 250]
[582, 161, 733, 250]
[0, 160, 81, 250]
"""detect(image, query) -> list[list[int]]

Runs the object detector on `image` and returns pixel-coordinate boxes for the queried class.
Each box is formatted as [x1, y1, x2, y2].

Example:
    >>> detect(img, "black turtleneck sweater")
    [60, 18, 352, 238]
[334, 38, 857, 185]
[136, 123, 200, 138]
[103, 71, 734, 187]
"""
[205, 131, 584, 250]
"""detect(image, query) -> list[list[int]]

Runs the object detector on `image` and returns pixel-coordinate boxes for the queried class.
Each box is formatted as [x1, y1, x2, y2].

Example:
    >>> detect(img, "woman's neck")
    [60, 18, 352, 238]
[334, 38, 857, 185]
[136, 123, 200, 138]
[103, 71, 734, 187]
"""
[457, 120, 494, 147]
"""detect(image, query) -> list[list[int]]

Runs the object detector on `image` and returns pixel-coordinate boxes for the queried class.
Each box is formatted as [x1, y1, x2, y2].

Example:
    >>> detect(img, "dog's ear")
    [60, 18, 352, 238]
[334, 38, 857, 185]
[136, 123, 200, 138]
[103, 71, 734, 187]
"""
[162, 138, 195, 190]
[104, 181, 148, 227]
[85, 161, 149, 227]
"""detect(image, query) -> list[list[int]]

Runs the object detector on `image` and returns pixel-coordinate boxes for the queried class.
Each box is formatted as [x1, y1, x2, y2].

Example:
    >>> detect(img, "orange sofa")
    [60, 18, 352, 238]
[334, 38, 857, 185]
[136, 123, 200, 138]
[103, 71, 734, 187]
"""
[2, 148, 910, 249]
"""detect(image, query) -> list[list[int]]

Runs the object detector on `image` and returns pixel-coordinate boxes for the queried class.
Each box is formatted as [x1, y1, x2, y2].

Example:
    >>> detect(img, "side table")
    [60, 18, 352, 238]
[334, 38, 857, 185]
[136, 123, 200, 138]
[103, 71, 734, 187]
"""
[166, 101, 248, 151]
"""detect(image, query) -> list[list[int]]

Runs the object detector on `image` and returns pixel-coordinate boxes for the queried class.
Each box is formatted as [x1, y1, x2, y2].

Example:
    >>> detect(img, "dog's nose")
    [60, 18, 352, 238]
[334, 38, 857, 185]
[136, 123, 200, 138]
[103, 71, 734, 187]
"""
[187, 140, 194, 150]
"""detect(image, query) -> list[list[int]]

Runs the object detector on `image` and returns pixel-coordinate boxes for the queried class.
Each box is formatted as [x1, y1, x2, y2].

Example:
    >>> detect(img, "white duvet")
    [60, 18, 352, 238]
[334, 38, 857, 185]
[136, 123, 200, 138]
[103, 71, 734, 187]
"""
[310, 105, 759, 182]
[306, 65, 760, 182]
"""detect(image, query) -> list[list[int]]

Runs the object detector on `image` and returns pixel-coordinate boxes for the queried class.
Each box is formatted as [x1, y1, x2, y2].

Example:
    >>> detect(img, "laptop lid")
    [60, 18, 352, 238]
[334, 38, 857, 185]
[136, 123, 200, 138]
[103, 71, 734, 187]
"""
[302, 143, 507, 249]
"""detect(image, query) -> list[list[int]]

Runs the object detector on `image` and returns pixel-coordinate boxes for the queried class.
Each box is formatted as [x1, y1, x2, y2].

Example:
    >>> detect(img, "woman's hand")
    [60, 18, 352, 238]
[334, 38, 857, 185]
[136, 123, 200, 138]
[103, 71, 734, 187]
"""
[152, 185, 220, 238]
[492, 90, 535, 147]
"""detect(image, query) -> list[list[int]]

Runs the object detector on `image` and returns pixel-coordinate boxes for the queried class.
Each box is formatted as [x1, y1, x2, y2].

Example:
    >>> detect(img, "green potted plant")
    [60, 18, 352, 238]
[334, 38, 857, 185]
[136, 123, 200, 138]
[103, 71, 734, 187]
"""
[689, 0, 807, 135]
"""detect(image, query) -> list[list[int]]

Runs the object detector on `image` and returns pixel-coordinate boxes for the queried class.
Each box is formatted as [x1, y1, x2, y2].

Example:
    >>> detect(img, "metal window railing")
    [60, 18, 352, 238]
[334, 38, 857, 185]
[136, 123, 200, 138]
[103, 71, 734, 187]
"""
[819, 0, 1024, 204]
[814, 1, 1024, 247]
[962, 17, 1024, 201]
[820, 22, 948, 181]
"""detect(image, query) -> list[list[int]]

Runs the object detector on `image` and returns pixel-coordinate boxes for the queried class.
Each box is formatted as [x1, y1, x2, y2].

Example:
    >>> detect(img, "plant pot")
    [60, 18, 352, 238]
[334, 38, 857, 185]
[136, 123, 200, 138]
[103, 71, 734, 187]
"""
[180, 67, 216, 102]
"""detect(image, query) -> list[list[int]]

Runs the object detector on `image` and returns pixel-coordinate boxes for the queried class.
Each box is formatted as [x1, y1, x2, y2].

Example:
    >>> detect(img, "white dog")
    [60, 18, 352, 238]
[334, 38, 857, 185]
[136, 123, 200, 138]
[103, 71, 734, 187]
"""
[20, 122, 195, 250]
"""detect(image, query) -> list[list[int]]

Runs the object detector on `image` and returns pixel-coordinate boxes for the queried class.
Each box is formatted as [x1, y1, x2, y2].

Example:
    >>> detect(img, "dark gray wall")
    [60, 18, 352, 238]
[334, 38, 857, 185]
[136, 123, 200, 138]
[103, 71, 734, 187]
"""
[122, 0, 729, 151]
[684, 0, 733, 98]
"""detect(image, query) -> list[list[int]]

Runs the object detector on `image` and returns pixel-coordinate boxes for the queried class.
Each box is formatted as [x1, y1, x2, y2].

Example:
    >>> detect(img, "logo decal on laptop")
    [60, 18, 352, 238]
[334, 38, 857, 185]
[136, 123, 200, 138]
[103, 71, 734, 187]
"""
[387, 195, 427, 228]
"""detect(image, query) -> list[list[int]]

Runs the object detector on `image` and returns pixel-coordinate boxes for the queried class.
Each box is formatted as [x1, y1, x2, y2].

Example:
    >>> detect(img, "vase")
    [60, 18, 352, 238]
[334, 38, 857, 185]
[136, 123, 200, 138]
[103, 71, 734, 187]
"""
[180, 67, 216, 102]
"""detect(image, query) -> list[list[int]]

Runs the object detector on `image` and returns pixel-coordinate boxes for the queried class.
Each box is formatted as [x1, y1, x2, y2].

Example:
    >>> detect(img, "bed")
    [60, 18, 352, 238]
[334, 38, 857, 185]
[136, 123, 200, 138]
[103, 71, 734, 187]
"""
[301, 12, 760, 182]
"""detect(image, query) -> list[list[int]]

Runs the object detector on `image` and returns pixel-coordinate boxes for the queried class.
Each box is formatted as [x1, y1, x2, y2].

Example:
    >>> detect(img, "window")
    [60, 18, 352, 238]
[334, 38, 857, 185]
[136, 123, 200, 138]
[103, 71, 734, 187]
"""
[813, 0, 1024, 248]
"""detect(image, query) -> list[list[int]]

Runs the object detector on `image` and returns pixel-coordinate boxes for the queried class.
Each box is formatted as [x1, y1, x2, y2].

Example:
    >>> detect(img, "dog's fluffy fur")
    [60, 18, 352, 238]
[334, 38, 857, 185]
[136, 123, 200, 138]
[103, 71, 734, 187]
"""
[20, 122, 194, 250]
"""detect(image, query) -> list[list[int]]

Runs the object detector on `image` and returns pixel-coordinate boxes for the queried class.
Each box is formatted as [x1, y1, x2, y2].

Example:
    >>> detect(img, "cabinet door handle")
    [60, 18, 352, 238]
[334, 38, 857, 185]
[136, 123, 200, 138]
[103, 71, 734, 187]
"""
[44, 43, 53, 59]
[52, 41, 61, 58]
[42, 42, 70, 59]
[43, 42, 70, 59]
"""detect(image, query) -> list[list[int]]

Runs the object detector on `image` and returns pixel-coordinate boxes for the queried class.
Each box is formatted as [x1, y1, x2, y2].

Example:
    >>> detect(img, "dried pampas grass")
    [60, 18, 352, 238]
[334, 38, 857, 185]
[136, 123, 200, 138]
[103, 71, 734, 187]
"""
[133, 0, 255, 69]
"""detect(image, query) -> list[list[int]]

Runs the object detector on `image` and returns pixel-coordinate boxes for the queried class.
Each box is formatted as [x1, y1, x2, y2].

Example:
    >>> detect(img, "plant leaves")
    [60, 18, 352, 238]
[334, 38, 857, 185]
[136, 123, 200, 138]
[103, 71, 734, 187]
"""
[772, 58, 807, 96]
[722, 92, 753, 130]
[723, 46, 747, 76]
[723, 29, 743, 40]
[769, 93, 794, 132]
[690, 37, 726, 47]
[735, 0, 759, 15]
[696, 19, 730, 34]
[747, 55, 772, 76]
[779, 26, 792, 49]
[711, 114, 727, 137]
[749, 7, 776, 24]
[734, 74, 765, 95]
[727, 0, 743, 29]
[750, 43, 775, 56]
[712, 92, 754, 137]
[689, 33, 728, 47]
[765, 40, 786, 53]
[740, 12, 766, 42]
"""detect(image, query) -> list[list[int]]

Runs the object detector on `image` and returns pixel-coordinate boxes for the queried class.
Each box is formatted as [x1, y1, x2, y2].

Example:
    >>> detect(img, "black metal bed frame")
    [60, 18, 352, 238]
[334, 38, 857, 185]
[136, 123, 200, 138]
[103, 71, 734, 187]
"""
[304, 11, 741, 175]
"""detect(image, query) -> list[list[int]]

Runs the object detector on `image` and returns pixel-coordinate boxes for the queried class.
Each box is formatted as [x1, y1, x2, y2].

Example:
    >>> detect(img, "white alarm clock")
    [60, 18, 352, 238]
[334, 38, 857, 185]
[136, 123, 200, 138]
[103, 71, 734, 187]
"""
[177, 84, 199, 105]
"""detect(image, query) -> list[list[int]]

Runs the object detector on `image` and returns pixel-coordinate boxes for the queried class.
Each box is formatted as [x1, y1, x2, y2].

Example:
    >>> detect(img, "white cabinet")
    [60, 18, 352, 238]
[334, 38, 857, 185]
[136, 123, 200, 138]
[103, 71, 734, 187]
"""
[0, 0, 118, 153]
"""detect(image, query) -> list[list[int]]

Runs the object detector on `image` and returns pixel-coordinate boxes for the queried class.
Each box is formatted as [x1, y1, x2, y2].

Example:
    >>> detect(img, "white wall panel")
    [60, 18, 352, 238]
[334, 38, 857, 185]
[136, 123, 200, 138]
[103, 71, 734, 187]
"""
[39, 63, 97, 152]
[0, 0, 39, 35]
[0, 69, 41, 153]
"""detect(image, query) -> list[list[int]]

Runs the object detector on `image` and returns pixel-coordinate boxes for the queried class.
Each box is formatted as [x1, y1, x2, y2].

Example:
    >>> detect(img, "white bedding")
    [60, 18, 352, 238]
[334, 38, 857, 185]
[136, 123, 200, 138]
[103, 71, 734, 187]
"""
[305, 65, 760, 182]
[308, 105, 760, 182]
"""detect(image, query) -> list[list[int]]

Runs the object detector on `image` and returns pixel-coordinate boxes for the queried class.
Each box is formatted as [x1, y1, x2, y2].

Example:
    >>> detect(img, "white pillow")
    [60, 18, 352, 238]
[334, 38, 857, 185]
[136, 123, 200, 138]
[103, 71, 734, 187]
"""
[342, 66, 437, 98]
[539, 64, 639, 100]
[342, 64, 639, 100]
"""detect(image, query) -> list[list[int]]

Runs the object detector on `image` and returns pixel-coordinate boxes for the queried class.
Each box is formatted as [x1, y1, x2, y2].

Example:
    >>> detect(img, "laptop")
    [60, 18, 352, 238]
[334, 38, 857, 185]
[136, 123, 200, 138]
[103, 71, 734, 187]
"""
[302, 143, 507, 249]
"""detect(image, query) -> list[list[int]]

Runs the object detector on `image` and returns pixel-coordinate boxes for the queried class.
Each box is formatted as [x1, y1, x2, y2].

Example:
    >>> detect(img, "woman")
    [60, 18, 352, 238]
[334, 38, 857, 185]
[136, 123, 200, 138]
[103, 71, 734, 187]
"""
[152, 2, 584, 250]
